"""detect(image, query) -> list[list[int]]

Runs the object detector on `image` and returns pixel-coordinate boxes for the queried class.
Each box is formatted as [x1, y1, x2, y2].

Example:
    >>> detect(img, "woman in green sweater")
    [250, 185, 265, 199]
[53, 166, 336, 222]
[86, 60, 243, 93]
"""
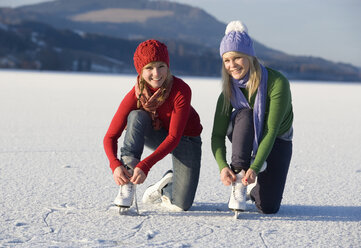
[211, 20, 293, 214]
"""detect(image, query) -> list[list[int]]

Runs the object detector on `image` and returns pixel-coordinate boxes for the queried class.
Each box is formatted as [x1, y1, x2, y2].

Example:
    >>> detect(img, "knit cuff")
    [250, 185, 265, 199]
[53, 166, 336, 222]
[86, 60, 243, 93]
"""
[136, 161, 151, 176]
[110, 159, 122, 173]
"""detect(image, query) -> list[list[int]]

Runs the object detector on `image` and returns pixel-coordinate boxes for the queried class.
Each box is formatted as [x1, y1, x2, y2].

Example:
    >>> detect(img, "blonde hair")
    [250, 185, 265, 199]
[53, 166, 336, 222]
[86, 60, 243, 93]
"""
[221, 51, 262, 113]
[137, 61, 173, 108]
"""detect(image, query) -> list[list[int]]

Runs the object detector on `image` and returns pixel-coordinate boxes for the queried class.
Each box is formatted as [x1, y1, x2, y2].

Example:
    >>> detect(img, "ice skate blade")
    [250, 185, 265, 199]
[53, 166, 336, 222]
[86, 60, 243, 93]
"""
[229, 209, 244, 219]
[114, 204, 130, 214]
[118, 207, 129, 214]
[234, 210, 242, 219]
[114, 205, 141, 216]
[114, 204, 131, 208]
[229, 208, 245, 212]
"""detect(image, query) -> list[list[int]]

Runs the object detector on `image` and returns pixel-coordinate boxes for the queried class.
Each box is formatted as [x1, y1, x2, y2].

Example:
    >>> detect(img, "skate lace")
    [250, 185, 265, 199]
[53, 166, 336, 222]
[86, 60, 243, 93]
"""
[232, 182, 246, 200]
[120, 183, 134, 197]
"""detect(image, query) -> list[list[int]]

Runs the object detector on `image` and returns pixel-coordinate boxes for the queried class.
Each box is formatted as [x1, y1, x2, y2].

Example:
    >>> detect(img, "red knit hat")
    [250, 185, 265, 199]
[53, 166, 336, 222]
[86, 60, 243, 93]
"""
[133, 39, 170, 74]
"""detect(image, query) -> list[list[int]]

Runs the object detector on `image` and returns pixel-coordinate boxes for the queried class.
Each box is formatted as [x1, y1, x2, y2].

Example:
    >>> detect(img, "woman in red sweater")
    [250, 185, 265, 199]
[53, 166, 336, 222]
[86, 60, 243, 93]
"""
[103, 40, 202, 211]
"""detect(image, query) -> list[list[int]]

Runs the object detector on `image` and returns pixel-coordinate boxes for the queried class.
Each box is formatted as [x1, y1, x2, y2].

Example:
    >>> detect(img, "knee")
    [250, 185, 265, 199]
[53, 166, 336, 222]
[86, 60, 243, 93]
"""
[242, 108, 253, 116]
[127, 110, 150, 126]
[170, 193, 195, 211]
[234, 108, 253, 129]
[179, 200, 193, 211]
[256, 201, 281, 214]
[236, 108, 253, 119]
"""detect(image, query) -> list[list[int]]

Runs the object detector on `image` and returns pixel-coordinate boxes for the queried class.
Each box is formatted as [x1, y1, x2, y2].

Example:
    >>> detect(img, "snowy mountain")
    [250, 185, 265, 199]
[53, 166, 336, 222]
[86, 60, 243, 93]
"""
[0, 0, 361, 81]
[3, 0, 225, 48]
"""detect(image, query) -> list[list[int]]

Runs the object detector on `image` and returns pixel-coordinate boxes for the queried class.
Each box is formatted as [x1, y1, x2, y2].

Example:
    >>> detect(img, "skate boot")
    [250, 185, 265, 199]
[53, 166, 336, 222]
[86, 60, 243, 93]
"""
[114, 156, 139, 214]
[142, 170, 173, 204]
[246, 176, 257, 201]
[228, 170, 247, 218]
[114, 179, 135, 211]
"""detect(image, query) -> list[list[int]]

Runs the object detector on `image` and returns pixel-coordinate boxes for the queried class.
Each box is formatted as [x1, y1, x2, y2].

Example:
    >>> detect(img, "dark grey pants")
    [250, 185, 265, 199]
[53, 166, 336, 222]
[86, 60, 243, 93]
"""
[121, 110, 202, 211]
[228, 108, 254, 173]
[229, 108, 292, 214]
[250, 138, 292, 214]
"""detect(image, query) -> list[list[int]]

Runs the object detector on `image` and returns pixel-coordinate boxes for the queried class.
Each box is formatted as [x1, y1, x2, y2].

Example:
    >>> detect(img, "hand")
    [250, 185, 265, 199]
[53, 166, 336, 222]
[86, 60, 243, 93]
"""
[113, 166, 132, 185]
[220, 167, 236, 186]
[130, 167, 147, 184]
[242, 168, 257, 186]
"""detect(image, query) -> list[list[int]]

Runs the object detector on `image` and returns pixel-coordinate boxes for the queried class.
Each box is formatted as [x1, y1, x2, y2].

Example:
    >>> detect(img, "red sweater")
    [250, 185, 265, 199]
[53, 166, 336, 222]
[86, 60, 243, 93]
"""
[103, 76, 203, 175]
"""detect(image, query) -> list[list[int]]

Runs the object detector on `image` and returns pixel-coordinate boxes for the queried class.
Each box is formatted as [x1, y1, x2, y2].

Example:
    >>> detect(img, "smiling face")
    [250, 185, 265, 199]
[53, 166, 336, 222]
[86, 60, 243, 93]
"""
[141, 61, 169, 89]
[222, 52, 250, 80]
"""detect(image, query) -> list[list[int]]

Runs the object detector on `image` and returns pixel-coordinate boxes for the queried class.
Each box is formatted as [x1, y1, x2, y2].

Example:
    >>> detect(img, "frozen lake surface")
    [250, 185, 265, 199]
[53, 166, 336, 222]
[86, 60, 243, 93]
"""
[0, 70, 360, 247]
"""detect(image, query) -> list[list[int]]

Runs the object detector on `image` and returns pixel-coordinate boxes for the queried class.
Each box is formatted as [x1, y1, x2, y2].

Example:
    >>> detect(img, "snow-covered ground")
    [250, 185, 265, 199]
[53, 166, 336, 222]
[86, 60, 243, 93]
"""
[0, 70, 360, 247]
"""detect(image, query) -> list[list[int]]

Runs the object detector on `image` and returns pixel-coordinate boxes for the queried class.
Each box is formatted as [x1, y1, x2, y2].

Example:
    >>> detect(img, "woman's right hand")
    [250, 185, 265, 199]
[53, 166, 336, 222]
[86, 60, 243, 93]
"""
[113, 166, 132, 185]
[220, 167, 236, 186]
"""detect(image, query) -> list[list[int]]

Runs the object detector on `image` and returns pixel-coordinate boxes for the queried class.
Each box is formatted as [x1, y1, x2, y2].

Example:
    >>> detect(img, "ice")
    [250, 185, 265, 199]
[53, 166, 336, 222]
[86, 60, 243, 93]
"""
[0, 70, 360, 247]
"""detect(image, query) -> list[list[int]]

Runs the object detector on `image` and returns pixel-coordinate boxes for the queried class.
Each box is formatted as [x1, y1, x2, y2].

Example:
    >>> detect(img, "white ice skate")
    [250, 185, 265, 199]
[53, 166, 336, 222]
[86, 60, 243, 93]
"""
[114, 182, 137, 214]
[228, 170, 247, 219]
[142, 170, 173, 204]
[246, 178, 256, 202]
[114, 156, 140, 215]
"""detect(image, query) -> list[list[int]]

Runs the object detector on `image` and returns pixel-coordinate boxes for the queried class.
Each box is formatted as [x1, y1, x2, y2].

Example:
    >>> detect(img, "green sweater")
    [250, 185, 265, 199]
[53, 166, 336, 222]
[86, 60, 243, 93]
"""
[211, 67, 293, 173]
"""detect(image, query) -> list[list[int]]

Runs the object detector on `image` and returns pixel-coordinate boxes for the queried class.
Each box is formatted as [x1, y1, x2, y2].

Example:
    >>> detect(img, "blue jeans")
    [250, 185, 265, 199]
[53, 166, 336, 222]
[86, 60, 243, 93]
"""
[121, 110, 202, 211]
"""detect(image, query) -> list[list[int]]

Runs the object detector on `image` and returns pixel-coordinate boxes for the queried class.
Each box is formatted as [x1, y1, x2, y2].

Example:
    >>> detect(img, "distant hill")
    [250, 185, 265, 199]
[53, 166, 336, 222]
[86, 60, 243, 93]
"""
[5, 0, 225, 48]
[0, 0, 360, 81]
[0, 21, 220, 76]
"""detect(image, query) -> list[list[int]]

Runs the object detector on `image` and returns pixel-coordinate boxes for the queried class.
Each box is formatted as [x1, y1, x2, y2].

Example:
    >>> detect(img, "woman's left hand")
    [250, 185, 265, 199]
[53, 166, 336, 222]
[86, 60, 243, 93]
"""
[130, 167, 147, 184]
[242, 168, 257, 186]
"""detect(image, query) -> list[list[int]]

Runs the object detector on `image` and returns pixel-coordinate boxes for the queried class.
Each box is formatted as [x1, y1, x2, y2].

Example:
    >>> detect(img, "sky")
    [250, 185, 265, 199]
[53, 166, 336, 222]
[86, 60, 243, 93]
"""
[1, 0, 361, 67]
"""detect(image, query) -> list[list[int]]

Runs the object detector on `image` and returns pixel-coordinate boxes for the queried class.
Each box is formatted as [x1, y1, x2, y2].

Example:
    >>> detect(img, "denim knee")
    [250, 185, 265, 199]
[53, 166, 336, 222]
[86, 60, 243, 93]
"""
[121, 110, 151, 159]
[179, 202, 191, 211]
[127, 109, 151, 127]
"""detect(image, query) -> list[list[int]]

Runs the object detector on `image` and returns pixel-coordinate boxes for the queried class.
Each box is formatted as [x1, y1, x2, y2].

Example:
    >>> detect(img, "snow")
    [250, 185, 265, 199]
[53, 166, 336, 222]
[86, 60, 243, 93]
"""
[0, 70, 360, 247]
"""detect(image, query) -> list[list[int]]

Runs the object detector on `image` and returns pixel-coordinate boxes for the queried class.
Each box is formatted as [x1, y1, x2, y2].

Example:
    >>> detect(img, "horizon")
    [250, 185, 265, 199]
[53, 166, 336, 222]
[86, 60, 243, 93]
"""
[0, 0, 360, 68]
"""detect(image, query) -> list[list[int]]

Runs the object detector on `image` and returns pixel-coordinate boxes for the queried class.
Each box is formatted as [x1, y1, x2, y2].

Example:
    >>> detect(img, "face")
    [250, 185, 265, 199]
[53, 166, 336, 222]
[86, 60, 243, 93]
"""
[222, 52, 250, 80]
[141, 61, 168, 89]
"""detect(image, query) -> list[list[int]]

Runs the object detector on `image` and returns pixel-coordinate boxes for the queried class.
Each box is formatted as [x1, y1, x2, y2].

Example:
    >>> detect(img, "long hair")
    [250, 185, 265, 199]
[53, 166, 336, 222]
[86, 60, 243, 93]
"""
[137, 62, 173, 108]
[221, 51, 262, 113]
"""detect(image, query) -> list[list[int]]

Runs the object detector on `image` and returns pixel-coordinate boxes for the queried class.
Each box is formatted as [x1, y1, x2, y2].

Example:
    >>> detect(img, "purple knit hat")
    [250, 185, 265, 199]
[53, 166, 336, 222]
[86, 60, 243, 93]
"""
[219, 21, 255, 57]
